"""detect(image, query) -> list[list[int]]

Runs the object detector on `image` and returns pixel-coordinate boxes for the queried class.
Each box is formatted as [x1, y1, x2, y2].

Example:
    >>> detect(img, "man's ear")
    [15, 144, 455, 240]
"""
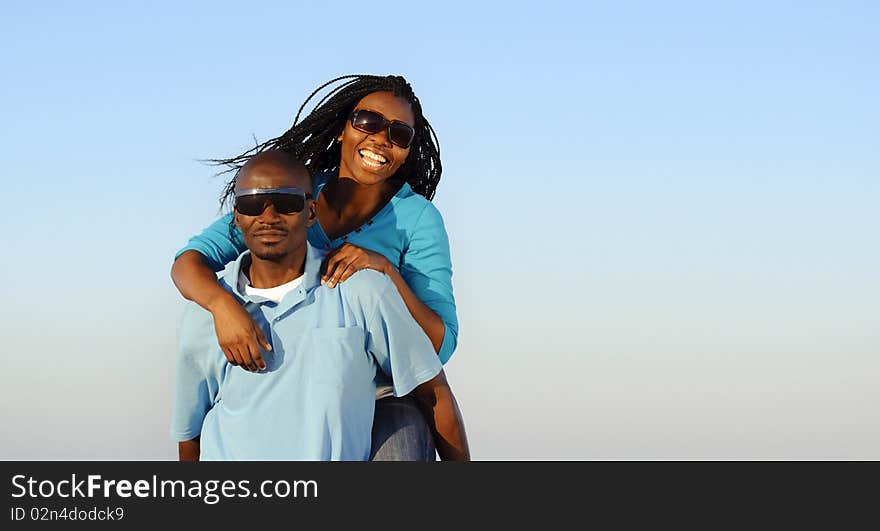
[233, 209, 241, 229]
[305, 200, 317, 228]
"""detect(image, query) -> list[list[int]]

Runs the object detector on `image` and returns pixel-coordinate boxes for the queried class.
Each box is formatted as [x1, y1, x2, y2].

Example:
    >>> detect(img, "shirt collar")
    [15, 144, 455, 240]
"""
[223, 242, 325, 305]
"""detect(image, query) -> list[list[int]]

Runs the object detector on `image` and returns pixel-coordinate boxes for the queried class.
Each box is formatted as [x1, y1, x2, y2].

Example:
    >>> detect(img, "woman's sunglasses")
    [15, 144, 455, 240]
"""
[234, 187, 312, 216]
[349, 109, 415, 149]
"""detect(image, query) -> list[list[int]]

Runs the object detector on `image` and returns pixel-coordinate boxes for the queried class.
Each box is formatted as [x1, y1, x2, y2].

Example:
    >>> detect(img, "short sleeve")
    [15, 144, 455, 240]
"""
[174, 213, 246, 272]
[365, 280, 443, 398]
[399, 203, 459, 364]
[170, 305, 223, 441]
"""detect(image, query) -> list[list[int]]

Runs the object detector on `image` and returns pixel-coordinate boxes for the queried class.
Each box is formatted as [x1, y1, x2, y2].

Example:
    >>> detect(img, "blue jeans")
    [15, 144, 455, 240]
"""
[370, 395, 437, 461]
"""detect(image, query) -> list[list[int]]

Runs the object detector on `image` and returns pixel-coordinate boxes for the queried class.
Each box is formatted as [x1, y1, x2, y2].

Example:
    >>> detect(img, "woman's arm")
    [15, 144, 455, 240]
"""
[171, 214, 269, 371]
[171, 252, 271, 371]
[171, 250, 238, 313]
[320, 203, 458, 362]
[321, 244, 446, 353]
[383, 267, 446, 352]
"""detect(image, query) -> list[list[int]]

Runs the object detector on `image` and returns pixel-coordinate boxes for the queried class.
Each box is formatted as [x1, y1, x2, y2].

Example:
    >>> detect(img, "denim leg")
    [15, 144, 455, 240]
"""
[370, 395, 437, 461]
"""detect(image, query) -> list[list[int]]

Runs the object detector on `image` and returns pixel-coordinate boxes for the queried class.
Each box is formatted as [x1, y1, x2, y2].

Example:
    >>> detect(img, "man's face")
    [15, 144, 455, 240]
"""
[233, 164, 315, 261]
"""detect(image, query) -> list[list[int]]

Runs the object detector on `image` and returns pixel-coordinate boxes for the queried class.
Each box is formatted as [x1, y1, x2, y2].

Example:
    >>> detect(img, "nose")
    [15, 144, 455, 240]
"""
[369, 127, 393, 147]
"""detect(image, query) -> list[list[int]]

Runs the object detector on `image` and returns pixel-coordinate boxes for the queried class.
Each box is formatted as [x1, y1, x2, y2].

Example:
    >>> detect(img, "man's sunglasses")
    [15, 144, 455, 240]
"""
[349, 109, 415, 149]
[234, 187, 312, 216]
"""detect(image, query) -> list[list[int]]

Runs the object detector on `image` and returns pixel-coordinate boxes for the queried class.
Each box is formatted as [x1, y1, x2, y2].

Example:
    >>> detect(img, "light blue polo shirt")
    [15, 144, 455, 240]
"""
[170, 243, 443, 461]
[175, 172, 458, 363]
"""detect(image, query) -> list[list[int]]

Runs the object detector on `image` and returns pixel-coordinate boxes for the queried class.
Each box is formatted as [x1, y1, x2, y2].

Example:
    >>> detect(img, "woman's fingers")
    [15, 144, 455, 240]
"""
[335, 262, 359, 284]
[244, 340, 266, 371]
[321, 246, 350, 283]
[222, 347, 239, 366]
[226, 346, 251, 370]
[322, 245, 376, 288]
[212, 299, 268, 372]
[325, 255, 360, 288]
[254, 325, 271, 351]
[232, 339, 262, 372]
[321, 252, 346, 287]
[223, 342, 264, 372]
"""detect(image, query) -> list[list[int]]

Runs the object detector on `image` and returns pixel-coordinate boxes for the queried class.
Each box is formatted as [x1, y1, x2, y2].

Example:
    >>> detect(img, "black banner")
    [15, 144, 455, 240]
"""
[2, 461, 875, 527]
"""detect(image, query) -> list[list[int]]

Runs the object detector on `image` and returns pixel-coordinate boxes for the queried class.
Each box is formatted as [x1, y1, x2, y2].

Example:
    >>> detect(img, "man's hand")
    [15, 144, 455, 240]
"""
[321, 243, 392, 288]
[209, 295, 271, 371]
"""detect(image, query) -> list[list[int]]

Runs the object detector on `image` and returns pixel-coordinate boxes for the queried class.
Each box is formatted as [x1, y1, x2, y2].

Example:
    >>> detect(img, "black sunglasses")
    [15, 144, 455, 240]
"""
[234, 187, 312, 216]
[349, 109, 415, 148]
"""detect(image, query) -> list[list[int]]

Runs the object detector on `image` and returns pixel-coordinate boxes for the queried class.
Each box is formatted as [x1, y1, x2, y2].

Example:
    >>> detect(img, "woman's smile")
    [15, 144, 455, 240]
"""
[358, 147, 390, 169]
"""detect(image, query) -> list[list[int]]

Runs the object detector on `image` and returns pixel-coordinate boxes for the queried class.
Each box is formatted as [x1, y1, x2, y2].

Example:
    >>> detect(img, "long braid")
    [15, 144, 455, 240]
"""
[211, 74, 442, 210]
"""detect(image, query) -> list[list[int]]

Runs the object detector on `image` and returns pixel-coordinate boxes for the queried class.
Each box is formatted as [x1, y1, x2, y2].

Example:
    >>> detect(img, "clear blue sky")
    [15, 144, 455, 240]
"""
[1, 1, 877, 458]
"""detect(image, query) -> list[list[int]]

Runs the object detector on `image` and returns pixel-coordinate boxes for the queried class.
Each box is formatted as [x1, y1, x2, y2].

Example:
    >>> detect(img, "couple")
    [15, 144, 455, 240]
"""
[170, 75, 469, 461]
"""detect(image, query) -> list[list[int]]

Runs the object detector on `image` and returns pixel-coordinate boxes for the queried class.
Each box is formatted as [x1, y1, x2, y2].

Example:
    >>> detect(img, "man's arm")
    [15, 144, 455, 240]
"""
[178, 437, 200, 462]
[171, 304, 223, 458]
[411, 370, 470, 461]
[358, 271, 469, 460]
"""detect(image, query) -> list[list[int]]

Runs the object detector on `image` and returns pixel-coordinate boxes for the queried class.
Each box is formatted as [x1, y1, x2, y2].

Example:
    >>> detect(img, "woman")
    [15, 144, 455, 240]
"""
[171, 74, 458, 461]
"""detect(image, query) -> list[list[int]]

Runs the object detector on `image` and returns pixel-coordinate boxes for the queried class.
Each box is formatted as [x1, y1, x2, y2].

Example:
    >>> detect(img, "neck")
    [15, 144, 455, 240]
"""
[245, 247, 307, 289]
[323, 176, 399, 218]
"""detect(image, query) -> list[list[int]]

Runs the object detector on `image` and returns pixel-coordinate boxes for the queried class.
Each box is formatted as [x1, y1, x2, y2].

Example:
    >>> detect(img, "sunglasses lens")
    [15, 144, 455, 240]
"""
[388, 123, 415, 148]
[351, 109, 415, 148]
[235, 195, 265, 216]
[351, 110, 384, 134]
[270, 194, 305, 214]
[235, 193, 305, 216]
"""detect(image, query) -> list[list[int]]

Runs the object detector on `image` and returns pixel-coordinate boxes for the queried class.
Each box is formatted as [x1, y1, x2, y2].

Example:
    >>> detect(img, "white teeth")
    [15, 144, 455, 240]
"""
[358, 149, 387, 163]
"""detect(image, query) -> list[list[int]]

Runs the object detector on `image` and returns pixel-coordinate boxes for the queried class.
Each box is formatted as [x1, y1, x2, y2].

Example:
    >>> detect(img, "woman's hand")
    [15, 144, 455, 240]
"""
[209, 295, 272, 371]
[321, 243, 393, 288]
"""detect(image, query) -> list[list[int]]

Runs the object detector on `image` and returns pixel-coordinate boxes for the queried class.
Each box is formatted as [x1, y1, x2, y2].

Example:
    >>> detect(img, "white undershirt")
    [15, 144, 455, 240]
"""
[238, 271, 304, 303]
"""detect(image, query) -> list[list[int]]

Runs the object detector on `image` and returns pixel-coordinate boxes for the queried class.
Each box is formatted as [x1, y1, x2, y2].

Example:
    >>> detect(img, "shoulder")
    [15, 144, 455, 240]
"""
[338, 268, 395, 296]
[334, 269, 396, 311]
[391, 186, 447, 238]
[179, 301, 215, 333]
[177, 302, 218, 361]
[390, 184, 435, 222]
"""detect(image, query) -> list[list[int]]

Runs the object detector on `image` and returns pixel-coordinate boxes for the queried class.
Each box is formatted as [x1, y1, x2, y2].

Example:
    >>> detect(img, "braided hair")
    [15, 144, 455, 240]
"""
[213, 74, 442, 209]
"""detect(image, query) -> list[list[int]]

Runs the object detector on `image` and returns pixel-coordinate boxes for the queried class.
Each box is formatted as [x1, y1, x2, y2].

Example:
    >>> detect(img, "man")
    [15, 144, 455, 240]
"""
[171, 150, 469, 461]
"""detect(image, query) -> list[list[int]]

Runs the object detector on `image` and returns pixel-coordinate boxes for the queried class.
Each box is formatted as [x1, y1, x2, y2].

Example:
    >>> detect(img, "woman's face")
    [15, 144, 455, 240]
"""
[337, 91, 415, 187]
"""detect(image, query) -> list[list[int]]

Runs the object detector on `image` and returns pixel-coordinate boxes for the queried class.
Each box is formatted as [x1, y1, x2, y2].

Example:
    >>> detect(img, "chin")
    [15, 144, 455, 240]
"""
[356, 160, 399, 181]
[354, 176, 389, 187]
[353, 168, 396, 186]
[251, 248, 289, 261]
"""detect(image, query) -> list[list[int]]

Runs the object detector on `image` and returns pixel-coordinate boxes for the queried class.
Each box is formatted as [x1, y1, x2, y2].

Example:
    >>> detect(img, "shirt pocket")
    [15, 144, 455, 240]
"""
[306, 327, 370, 387]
